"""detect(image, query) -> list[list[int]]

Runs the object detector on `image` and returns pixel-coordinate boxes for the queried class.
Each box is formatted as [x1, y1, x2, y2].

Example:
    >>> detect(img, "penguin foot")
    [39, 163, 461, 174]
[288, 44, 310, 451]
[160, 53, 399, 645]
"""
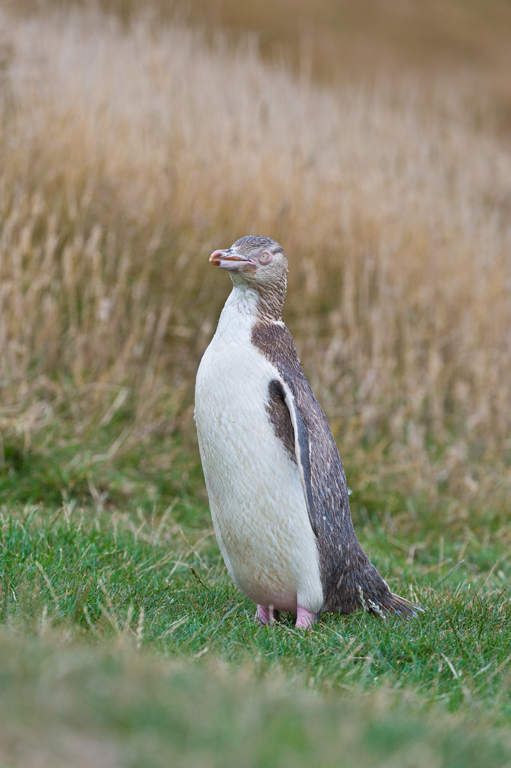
[296, 605, 317, 630]
[255, 605, 280, 625]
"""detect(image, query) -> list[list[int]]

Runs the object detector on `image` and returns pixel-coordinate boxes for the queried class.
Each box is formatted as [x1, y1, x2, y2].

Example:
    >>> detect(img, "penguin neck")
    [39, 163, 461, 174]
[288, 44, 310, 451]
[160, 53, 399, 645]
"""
[226, 278, 286, 323]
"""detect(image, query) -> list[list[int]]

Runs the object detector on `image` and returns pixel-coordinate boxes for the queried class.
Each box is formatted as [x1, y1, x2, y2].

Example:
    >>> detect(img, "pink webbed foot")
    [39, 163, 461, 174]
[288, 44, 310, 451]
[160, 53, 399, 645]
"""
[296, 605, 317, 630]
[255, 605, 280, 625]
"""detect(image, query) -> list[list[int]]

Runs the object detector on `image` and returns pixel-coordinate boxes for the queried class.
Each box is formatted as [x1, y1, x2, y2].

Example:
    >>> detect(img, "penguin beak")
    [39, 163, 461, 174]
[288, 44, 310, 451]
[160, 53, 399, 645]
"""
[209, 249, 255, 271]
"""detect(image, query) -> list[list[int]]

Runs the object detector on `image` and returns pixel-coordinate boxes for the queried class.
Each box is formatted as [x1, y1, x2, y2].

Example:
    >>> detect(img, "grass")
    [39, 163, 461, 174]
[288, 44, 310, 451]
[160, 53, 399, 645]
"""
[2, 488, 510, 702]
[1, 4, 511, 504]
[29, 0, 511, 133]
[1, 472, 511, 764]
[2, 636, 511, 768]
[1, 1, 511, 764]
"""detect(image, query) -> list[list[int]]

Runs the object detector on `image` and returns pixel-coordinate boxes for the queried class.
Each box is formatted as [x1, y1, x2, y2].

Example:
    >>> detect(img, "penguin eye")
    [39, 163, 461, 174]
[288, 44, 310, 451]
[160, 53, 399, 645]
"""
[258, 250, 272, 264]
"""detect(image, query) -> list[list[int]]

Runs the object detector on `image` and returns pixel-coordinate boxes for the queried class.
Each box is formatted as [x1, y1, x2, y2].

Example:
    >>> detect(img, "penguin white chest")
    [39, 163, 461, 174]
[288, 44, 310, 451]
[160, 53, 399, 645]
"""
[194, 294, 323, 613]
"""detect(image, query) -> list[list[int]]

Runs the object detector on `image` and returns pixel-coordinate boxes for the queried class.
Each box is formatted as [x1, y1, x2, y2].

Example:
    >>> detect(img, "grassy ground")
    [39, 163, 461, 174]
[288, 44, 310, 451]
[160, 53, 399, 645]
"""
[1, 424, 511, 765]
[1, 2, 511, 765]
[4, 484, 511, 712]
[3, 634, 511, 768]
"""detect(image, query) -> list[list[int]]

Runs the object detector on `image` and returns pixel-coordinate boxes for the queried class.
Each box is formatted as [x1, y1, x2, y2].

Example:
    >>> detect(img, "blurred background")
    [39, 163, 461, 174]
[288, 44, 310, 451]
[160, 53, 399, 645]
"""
[27, 0, 511, 128]
[0, 0, 510, 519]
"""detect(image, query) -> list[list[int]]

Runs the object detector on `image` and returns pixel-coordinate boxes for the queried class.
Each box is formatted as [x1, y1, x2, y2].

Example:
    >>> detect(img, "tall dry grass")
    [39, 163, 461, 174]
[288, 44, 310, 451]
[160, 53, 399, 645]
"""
[0, 6, 510, 505]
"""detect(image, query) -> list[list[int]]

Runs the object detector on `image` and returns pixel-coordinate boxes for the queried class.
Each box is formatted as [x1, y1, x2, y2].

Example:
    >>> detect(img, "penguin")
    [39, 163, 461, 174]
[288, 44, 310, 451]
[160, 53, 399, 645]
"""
[194, 236, 420, 628]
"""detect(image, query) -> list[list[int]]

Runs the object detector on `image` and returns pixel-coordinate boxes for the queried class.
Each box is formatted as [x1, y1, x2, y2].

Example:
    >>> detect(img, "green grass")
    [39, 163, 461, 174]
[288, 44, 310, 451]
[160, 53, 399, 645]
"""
[1, 422, 511, 765]
[2, 633, 511, 768]
[2, 495, 511, 715]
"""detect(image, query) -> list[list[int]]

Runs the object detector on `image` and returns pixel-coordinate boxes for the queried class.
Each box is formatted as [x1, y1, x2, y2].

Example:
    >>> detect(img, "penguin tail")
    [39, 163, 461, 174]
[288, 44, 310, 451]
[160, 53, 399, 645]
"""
[384, 591, 423, 618]
[327, 554, 423, 618]
[359, 585, 423, 619]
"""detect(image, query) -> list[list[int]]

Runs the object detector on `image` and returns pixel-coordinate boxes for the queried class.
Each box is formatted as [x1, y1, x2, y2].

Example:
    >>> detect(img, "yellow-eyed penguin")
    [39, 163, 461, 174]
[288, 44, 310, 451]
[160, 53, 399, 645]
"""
[194, 236, 420, 628]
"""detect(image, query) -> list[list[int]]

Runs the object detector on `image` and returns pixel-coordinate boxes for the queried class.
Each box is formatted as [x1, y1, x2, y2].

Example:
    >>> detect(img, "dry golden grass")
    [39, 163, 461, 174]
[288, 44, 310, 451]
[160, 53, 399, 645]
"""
[25, 0, 511, 133]
[0, 4, 510, 509]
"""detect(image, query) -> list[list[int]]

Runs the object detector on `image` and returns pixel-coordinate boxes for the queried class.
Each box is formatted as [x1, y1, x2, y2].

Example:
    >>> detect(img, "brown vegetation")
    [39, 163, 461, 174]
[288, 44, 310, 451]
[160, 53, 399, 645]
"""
[0, 4, 510, 514]
[19, 0, 511, 132]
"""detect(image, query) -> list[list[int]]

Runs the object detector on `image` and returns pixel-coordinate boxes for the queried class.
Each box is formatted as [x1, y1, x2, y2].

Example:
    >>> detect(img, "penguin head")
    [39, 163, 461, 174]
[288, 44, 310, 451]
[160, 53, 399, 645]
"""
[209, 236, 288, 291]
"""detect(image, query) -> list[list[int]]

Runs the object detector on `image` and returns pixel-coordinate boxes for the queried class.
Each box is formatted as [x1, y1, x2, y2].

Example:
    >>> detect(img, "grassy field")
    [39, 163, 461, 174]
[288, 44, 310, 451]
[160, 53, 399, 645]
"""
[2, 480, 511, 765]
[28, 0, 511, 133]
[1, 1, 511, 765]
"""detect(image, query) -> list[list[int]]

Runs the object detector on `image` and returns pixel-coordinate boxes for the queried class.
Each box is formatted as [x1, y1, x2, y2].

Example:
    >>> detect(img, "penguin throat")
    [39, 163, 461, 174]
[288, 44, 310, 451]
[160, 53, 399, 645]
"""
[229, 275, 287, 322]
